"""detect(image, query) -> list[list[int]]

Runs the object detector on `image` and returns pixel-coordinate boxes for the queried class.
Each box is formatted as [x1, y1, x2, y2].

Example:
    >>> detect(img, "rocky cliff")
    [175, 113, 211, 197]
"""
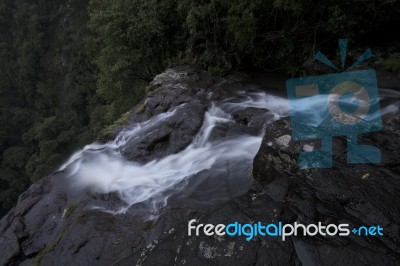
[0, 68, 399, 265]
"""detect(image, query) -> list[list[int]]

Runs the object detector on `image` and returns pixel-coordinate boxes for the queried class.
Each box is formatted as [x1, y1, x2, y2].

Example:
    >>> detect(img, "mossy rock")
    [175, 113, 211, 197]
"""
[33, 227, 69, 266]
[382, 54, 400, 73]
[97, 111, 131, 142]
[64, 202, 78, 219]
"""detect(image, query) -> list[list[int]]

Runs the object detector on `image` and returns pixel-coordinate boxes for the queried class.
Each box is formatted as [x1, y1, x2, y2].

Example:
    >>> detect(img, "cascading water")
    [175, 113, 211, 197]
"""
[59, 90, 289, 219]
[58, 84, 399, 220]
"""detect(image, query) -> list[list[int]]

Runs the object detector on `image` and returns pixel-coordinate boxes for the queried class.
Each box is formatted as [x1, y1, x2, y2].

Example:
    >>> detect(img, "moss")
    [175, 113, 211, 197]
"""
[97, 111, 131, 142]
[77, 211, 86, 219]
[143, 221, 156, 231]
[208, 66, 230, 76]
[134, 99, 147, 114]
[146, 85, 163, 97]
[33, 227, 68, 266]
[64, 202, 78, 219]
[382, 54, 400, 73]
[144, 84, 152, 93]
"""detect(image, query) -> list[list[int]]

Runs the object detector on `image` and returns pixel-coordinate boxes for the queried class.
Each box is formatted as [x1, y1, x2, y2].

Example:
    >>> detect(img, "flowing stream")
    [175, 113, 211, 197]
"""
[58, 86, 399, 219]
[59, 91, 288, 218]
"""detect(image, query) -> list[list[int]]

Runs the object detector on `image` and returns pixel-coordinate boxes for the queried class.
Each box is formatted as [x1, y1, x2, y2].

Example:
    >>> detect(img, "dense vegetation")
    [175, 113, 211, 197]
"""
[0, 0, 399, 216]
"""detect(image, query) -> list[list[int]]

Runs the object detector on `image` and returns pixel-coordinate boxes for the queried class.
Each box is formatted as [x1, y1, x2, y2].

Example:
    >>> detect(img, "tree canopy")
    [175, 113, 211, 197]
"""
[0, 0, 399, 216]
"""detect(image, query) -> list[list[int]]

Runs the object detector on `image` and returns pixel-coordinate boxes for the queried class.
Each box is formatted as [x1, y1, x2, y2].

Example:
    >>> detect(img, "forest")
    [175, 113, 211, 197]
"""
[0, 0, 399, 216]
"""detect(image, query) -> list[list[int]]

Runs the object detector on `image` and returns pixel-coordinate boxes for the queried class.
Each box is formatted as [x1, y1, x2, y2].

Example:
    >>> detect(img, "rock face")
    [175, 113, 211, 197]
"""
[0, 67, 399, 266]
[121, 103, 206, 163]
[252, 116, 400, 265]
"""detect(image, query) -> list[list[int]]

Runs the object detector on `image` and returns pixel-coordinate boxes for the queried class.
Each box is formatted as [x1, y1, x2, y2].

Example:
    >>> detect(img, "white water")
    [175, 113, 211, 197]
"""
[59, 91, 288, 218]
[59, 87, 399, 219]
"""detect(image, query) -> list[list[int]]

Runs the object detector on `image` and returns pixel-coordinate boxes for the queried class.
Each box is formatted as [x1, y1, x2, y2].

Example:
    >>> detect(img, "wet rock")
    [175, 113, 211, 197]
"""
[209, 80, 244, 101]
[252, 114, 400, 264]
[0, 173, 70, 264]
[121, 103, 206, 163]
[232, 107, 269, 136]
[0, 228, 20, 265]
[128, 67, 213, 124]
[0, 68, 399, 266]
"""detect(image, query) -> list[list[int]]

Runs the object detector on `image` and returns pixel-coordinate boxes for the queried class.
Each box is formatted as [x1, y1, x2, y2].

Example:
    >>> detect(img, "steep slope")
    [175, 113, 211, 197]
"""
[0, 68, 399, 265]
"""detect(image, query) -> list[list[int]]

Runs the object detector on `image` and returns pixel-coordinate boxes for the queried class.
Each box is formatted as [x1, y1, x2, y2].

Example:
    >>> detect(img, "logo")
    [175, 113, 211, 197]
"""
[188, 219, 384, 241]
[286, 39, 382, 168]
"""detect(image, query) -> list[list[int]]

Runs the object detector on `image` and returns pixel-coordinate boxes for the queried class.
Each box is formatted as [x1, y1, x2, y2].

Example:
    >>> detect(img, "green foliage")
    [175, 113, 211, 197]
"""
[98, 111, 131, 142]
[0, 0, 98, 216]
[382, 54, 400, 73]
[177, 0, 400, 72]
[87, 0, 184, 124]
[1, 0, 399, 217]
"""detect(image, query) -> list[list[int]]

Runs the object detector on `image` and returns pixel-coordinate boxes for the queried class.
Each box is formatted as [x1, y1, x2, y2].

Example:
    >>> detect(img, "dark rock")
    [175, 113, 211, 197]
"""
[251, 114, 400, 264]
[0, 173, 69, 265]
[121, 103, 206, 163]
[208, 80, 245, 101]
[232, 107, 270, 136]
[1, 68, 399, 266]
[128, 67, 214, 124]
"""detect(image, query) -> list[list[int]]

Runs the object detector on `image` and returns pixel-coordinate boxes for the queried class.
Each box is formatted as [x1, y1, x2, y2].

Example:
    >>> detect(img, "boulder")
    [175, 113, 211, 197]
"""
[121, 103, 206, 163]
